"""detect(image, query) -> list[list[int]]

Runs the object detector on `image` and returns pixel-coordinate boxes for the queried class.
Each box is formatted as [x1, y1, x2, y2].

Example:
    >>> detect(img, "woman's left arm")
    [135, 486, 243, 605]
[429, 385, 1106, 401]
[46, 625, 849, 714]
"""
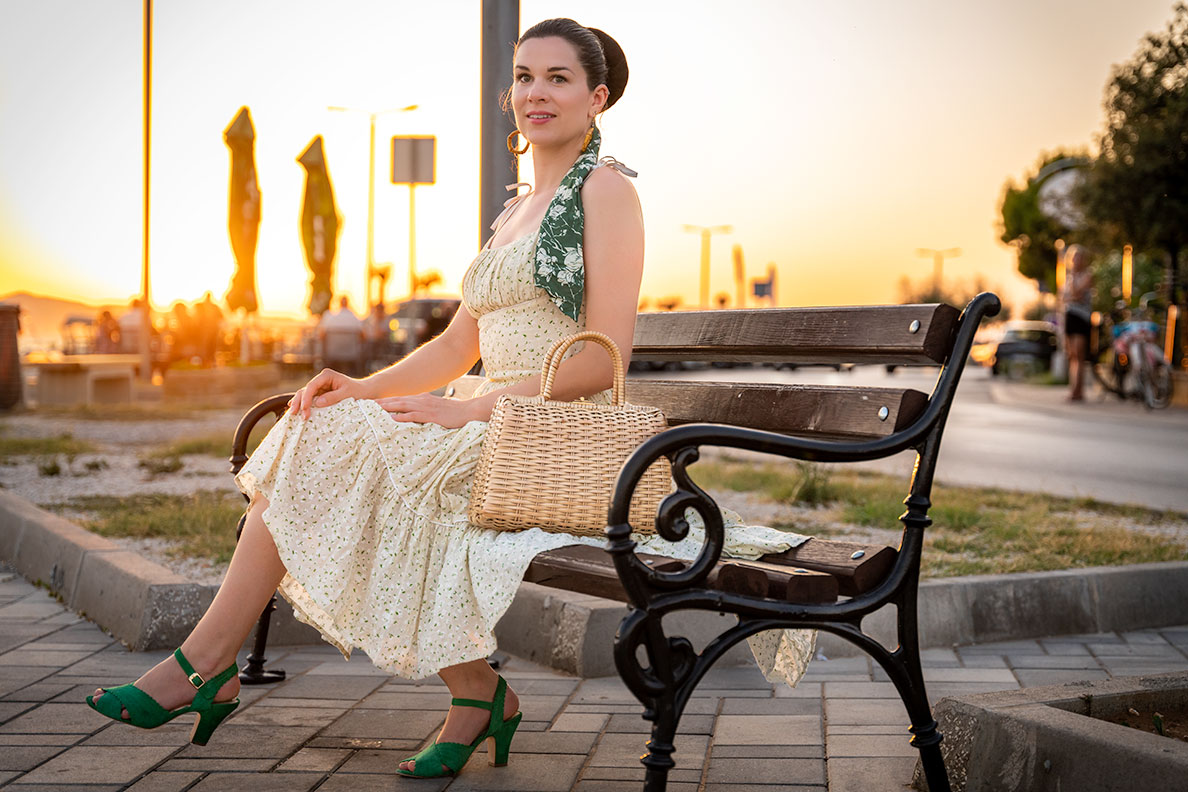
[390, 168, 644, 428]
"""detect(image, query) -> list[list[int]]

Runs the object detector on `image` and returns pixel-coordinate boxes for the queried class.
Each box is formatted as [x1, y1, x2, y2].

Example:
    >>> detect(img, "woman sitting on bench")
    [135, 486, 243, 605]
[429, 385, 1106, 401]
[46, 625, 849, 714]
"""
[86, 18, 813, 780]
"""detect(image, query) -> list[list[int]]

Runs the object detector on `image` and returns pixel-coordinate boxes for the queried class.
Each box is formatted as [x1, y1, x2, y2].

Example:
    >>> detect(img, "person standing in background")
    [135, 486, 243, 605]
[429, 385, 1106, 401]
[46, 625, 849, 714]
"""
[1061, 244, 1094, 401]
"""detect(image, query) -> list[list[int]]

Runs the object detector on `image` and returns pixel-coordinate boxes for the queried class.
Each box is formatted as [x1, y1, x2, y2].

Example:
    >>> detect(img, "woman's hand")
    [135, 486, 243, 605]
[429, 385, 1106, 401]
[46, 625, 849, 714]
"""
[375, 393, 484, 429]
[288, 368, 364, 419]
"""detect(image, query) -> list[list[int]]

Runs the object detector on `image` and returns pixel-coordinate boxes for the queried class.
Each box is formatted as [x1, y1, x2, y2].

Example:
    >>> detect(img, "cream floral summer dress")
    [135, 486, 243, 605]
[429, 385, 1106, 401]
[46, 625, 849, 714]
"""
[235, 228, 816, 686]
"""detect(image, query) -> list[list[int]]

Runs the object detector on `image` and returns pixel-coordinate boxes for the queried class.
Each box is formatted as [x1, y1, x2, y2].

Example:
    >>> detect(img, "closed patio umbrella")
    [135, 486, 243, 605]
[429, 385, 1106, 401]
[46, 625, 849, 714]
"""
[298, 136, 340, 316]
[224, 107, 261, 314]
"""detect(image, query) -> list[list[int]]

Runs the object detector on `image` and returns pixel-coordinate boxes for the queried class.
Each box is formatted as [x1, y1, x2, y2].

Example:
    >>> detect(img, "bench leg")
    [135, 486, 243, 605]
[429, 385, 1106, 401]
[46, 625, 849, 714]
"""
[641, 711, 677, 792]
[889, 582, 950, 792]
[238, 595, 286, 685]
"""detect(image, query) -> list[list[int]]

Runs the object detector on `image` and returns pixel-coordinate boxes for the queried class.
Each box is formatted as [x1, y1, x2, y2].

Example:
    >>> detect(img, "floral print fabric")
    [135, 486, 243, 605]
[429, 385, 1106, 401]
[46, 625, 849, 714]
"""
[533, 125, 601, 321]
[235, 229, 816, 686]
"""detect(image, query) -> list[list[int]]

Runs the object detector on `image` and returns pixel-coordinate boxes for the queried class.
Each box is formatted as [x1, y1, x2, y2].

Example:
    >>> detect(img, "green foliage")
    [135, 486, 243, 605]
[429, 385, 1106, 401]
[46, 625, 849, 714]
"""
[1080, 3, 1188, 290]
[37, 459, 61, 477]
[998, 151, 1085, 292]
[1089, 247, 1166, 313]
[897, 274, 1007, 314]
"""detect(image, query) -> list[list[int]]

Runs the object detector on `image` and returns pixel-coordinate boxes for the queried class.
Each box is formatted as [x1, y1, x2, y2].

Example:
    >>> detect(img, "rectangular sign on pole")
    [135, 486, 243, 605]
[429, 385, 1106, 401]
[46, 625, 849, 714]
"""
[392, 136, 436, 185]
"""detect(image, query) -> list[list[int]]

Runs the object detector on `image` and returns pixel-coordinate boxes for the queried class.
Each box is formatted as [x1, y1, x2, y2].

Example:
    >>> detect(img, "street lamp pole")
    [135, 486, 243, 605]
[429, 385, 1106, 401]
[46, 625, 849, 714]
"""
[915, 247, 962, 294]
[140, 0, 153, 382]
[328, 104, 418, 308]
[683, 224, 733, 308]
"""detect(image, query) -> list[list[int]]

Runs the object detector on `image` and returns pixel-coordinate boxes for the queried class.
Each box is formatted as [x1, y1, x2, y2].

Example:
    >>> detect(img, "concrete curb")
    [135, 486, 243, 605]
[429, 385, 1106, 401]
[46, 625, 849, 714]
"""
[913, 671, 1188, 791]
[3, 490, 1188, 674]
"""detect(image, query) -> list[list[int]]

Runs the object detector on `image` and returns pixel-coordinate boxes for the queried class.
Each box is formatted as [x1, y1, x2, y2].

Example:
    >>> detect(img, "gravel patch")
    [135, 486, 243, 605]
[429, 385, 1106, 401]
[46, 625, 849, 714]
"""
[2, 410, 246, 585]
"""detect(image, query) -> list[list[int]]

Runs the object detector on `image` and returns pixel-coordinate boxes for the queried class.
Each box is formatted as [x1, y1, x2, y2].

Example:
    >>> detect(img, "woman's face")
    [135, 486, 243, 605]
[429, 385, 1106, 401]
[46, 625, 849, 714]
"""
[512, 36, 607, 150]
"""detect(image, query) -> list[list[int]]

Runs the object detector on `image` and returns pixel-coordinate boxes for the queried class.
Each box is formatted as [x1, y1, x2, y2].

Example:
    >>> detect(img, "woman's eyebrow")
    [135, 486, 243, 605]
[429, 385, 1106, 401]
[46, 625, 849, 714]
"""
[514, 65, 575, 73]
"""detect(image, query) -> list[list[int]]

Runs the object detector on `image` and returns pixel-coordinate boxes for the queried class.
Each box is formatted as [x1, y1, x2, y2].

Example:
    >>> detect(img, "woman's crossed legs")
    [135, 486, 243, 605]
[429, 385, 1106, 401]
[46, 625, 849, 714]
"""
[91, 496, 518, 774]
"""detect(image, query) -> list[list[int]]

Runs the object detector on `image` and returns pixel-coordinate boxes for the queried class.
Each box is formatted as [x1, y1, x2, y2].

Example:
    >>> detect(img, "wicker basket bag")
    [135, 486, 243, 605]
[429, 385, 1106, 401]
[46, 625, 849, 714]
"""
[469, 331, 671, 537]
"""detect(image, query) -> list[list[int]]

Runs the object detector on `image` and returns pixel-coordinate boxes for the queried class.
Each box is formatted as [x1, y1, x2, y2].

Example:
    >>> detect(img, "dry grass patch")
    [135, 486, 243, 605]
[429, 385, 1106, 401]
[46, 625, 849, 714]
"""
[692, 456, 1188, 578]
[0, 428, 96, 463]
[53, 491, 244, 564]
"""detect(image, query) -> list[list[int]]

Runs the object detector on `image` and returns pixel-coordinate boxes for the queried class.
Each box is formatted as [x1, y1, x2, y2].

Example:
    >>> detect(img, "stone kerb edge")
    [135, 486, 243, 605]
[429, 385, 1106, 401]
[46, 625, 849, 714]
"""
[914, 671, 1188, 791]
[5, 488, 1188, 671]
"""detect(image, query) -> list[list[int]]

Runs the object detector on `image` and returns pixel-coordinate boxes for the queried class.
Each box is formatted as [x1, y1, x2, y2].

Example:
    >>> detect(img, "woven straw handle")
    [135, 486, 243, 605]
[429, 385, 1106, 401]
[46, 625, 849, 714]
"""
[539, 331, 626, 405]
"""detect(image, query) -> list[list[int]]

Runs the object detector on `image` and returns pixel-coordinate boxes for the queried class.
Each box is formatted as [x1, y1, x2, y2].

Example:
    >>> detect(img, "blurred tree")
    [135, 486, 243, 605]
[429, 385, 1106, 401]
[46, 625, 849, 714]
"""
[1080, 2, 1187, 360]
[998, 150, 1086, 293]
[1089, 247, 1165, 314]
[896, 274, 1009, 320]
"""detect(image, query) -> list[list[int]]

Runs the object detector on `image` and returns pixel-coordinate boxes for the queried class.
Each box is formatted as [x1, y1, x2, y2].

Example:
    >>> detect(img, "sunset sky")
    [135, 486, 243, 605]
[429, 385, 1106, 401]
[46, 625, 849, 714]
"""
[0, 0, 1178, 320]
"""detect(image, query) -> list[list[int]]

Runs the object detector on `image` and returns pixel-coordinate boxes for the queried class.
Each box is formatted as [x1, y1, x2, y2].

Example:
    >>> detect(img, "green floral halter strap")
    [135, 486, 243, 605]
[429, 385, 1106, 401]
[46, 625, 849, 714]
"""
[531, 126, 635, 321]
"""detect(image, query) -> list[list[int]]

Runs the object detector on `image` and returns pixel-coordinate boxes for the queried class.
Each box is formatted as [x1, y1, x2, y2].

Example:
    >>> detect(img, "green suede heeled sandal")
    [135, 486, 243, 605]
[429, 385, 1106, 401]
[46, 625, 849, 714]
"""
[85, 648, 240, 746]
[396, 675, 523, 779]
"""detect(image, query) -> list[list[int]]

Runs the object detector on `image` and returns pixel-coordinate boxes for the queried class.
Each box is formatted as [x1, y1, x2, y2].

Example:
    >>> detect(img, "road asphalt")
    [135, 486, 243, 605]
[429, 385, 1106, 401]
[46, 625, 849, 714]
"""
[668, 365, 1188, 512]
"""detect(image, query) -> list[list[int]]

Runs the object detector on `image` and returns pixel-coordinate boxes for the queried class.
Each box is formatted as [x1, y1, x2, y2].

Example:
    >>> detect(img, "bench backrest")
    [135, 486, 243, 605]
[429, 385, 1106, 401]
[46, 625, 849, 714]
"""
[628, 303, 957, 440]
[450, 302, 962, 441]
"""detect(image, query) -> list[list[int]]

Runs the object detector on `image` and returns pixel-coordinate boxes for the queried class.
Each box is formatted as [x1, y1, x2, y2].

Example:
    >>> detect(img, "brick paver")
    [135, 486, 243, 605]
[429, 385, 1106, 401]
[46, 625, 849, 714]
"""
[2, 561, 1186, 791]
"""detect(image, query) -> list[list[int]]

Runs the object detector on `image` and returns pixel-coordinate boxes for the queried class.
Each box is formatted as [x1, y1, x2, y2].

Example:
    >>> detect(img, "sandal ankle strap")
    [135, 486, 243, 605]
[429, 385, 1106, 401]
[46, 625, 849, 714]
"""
[172, 648, 238, 701]
[449, 676, 508, 718]
[173, 648, 206, 689]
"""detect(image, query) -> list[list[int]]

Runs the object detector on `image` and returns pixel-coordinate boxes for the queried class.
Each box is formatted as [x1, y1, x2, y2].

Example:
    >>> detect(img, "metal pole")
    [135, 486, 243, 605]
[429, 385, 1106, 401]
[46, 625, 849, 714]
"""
[141, 0, 152, 382]
[409, 184, 417, 296]
[366, 113, 377, 309]
[480, 0, 519, 248]
[699, 229, 711, 308]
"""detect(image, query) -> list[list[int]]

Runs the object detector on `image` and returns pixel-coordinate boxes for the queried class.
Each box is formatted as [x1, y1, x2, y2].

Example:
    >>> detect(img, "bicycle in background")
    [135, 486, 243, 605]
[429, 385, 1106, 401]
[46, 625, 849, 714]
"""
[1091, 291, 1174, 409]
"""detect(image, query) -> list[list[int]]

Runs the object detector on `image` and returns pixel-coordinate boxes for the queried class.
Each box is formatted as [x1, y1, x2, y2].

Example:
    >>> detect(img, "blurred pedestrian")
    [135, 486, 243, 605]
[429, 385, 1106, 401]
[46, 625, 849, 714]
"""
[317, 296, 363, 376]
[95, 310, 120, 353]
[117, 299, 146, 353]
[363, 302, 389, 372]
[195, 292, 224, 367]
[1062, 244, 1093, 401]
[167, 302, 198, 364]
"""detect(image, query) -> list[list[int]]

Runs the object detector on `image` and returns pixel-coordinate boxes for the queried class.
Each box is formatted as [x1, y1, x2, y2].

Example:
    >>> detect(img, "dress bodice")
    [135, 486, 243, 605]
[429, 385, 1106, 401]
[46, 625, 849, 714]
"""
[462, 229, 603, 398]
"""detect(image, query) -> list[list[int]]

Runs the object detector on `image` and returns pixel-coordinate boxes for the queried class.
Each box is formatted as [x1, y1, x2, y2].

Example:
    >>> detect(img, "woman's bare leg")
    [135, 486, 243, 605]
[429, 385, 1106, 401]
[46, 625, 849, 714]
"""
[93, 495, 286, 715]
[398, 658, 521, 773]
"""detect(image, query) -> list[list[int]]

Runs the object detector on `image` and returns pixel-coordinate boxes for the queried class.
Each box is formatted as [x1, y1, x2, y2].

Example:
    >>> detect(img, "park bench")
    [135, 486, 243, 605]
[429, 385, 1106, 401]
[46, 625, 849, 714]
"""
[228, 292, 1000, 792]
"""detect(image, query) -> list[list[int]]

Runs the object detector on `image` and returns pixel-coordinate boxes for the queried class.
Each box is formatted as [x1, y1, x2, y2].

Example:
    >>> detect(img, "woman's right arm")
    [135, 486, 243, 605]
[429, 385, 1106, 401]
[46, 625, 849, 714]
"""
[290, 307, 480, 418]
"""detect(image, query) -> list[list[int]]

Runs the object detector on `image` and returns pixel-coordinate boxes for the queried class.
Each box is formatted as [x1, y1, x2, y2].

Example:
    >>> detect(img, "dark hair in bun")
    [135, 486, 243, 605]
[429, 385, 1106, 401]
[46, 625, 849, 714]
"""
[516, 18, 629, 110]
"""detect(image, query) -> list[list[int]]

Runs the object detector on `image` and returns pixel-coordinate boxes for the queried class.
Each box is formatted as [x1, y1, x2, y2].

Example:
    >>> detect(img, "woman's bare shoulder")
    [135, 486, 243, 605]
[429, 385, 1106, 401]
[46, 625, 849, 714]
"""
[581, 163, 639, 205]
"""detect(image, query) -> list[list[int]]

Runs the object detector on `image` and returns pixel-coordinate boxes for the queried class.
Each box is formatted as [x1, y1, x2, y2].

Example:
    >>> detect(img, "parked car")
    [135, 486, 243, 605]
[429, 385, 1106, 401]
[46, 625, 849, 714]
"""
[387, 297, 461, 359]
[991, 320, 1058, 379]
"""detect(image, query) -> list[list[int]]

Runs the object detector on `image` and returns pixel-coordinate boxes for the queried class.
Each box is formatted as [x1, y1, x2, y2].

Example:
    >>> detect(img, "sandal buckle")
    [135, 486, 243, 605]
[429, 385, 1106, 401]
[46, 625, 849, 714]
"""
[187, 671, 205, 689]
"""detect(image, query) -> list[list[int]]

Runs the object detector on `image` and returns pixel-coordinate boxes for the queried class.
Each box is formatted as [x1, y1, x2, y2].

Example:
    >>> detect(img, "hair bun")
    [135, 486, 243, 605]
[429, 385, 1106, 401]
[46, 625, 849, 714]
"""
[588, 27, 628, 109]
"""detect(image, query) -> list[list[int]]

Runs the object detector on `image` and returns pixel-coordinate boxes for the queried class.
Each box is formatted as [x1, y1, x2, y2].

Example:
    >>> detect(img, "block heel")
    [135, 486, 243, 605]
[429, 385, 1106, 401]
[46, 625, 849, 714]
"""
[487, 710, 522, 766]
[190, 699, 240, 746]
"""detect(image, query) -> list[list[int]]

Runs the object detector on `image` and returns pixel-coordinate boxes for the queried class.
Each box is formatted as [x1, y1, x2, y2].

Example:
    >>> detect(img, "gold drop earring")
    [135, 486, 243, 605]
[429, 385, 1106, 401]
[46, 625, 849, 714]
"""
[582, 123, 595, 151]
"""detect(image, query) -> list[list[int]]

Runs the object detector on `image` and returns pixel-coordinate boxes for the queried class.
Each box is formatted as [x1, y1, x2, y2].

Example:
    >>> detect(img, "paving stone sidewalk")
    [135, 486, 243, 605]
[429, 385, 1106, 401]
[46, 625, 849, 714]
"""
[2, 562, 1187, 792]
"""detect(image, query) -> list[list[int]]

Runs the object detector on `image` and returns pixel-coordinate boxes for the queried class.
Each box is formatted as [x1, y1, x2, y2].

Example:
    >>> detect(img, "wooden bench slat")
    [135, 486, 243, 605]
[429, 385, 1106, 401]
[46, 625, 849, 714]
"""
[523, 546, 683, 603]
[524, 545, 844, 605]
[713, 560, 838, 603]
[632, 304, 960, 365]
[626, 381, 928, 439]
[759, 539, 897, 597]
